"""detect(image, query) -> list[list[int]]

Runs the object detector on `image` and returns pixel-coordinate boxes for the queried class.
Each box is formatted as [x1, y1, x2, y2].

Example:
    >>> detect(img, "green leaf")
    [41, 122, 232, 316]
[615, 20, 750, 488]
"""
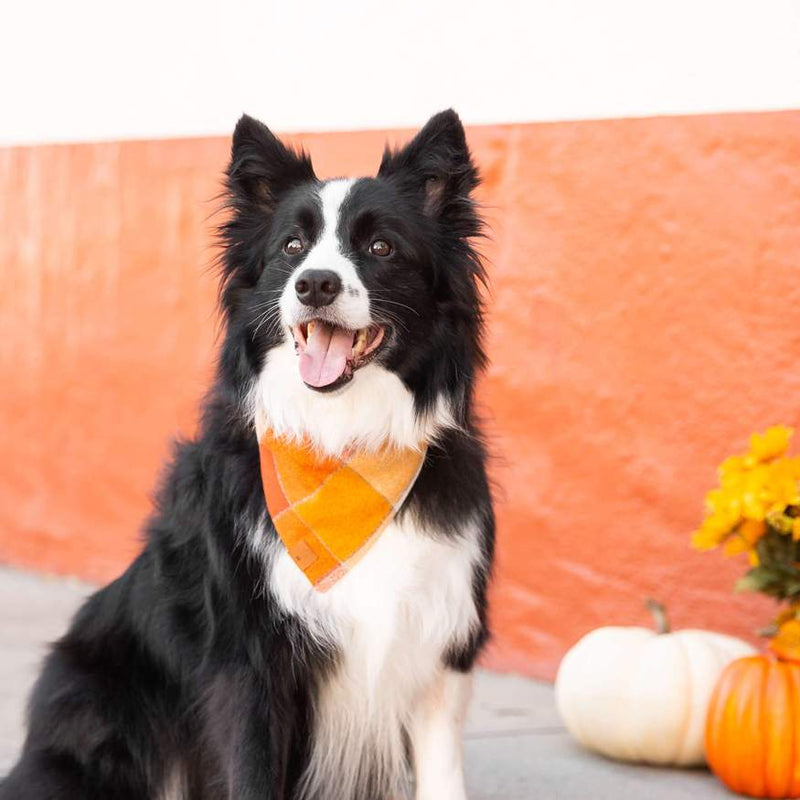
[736, 567, 784, 593]
[741, 527, 800, 602]
[786, 582, 800, 599]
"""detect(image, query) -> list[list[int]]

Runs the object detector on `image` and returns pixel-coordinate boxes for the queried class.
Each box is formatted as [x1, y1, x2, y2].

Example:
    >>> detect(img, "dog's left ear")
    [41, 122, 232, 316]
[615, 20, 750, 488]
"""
[378, 109, 479, 218]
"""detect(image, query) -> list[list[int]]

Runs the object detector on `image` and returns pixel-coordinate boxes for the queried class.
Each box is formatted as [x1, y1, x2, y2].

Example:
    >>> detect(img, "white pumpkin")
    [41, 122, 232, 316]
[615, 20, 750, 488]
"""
[554, 601, 756, 766]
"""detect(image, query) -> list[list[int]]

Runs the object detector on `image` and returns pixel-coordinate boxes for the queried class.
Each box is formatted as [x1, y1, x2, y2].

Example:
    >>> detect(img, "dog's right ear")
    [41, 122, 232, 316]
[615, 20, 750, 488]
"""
[227, 115, 316, 209]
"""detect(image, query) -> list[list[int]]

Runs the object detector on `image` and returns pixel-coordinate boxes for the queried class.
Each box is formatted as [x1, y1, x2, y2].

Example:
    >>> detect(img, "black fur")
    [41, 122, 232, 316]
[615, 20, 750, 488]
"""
[1, 110, 494, 800]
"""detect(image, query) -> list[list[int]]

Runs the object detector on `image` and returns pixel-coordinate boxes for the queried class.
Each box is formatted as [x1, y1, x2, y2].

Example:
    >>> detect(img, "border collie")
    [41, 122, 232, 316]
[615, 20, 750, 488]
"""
[1, 110, 495, 800]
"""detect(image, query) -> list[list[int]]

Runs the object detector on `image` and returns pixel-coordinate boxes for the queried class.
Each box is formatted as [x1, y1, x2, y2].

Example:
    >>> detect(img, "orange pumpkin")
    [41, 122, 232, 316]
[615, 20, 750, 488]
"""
[705, 654, 800, 798]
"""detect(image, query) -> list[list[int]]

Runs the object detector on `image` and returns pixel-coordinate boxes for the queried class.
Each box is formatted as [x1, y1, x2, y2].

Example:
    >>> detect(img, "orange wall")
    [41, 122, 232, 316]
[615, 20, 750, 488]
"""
[2, 111, 800, 679]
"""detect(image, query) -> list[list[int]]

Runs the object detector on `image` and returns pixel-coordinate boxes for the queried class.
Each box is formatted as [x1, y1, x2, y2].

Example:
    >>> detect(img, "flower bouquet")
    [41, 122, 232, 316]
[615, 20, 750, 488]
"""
[692, 425, 800, 798]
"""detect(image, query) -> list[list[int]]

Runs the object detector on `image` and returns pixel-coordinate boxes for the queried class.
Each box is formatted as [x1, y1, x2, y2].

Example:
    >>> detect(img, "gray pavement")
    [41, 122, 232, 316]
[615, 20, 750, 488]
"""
[0, 567, 732, 798]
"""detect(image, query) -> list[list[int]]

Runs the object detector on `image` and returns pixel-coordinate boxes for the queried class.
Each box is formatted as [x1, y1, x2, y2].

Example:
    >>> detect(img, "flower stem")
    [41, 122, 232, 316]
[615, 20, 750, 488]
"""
[646, 598, 671, 634]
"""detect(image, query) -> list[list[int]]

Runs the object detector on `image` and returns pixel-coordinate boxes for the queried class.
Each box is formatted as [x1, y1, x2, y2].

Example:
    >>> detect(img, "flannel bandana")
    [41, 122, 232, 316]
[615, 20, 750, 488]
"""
[259, 430, 427, 591]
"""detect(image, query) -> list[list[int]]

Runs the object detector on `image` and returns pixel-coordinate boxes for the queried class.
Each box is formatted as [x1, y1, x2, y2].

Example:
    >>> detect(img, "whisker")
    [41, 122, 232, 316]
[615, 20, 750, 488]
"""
[249, 292, 286, 310]
[370, 297, 420, 318]
[250, 300, 286, 340]
[371, 308, 409, 334]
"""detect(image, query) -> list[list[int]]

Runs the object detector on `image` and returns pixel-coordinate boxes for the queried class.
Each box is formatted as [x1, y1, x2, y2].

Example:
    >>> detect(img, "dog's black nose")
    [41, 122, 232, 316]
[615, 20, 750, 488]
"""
[295, 269, 342, 307]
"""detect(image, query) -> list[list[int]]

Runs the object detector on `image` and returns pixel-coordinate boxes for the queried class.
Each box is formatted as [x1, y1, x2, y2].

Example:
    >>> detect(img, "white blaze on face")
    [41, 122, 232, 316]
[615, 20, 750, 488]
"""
[256, 177, 459, 455]
[278, 178, 370, 330]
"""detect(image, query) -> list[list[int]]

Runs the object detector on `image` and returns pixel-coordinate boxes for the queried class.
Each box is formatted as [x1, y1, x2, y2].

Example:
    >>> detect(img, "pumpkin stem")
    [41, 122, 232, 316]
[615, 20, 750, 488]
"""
[646, 598, 671, 634]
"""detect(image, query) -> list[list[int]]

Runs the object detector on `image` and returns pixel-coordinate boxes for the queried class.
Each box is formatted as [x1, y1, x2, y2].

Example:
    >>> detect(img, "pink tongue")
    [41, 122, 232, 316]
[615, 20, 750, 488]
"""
[299, 322, 355, 387]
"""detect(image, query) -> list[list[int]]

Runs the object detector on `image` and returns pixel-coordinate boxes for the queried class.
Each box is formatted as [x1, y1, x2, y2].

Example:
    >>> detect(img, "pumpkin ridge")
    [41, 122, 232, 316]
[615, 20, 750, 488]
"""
[625, 636, 651, 763]
[758, 658, 774, 798]
[705, 659, 729, 776]
[673, 634, 694, 765]
[789, 663, 800, 795]
[776, 660, 795, 798]
[713, 660, 736, 792]
[726, 658, 757, 794]
[726, 660, 750, 794]
[746, 658, 768, 797]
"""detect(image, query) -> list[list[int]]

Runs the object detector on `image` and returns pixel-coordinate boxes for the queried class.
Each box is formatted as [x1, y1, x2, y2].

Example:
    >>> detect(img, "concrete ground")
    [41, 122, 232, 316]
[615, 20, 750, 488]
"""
[0, 567, 732, 798]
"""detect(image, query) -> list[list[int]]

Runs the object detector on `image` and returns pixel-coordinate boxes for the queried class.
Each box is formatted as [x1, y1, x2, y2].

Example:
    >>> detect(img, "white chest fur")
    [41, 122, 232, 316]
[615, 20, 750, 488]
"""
[268, 514, 482, 799]
[271, 514, 481, 680]
[251, 245, 480, 795]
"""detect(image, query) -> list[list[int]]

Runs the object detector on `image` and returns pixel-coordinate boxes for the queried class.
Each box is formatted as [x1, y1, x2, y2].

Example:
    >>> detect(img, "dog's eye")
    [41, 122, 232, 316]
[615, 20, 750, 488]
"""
[369, 239, 392, 257]
[284, 237, 304, 255]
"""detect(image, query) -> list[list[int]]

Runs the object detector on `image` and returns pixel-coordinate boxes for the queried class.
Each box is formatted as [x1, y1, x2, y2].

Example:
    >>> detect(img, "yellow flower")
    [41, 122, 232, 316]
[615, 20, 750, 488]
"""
[704, 488, 739, 524]
[776, 605, 800, 626]
[692, 508, 739, 550]
[768, 510, 795, 535]
[722, 519, 767, 557]
[793, 518, 800, 542]
[692, 521, 726, 550]
[739, 464, 772, 520]
[723, 537, 749, 556]
[766, 458, 800, 512]
[741, 518, 767, 545]
[693, 426, 800, 553]
[750, 425, 793, 463]
[719, 455, 752, 480]
[769, 618, 800, 662]
[692, 529, 722, 550]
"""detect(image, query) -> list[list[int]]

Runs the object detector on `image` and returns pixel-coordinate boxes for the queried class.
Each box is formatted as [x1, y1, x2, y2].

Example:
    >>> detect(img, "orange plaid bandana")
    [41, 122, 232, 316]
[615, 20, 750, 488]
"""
[259, 430, 427, 591]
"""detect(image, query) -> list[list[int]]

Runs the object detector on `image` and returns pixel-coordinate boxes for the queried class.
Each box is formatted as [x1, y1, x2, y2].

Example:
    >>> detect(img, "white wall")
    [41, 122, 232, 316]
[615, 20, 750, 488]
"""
[2, 0, 799, 146]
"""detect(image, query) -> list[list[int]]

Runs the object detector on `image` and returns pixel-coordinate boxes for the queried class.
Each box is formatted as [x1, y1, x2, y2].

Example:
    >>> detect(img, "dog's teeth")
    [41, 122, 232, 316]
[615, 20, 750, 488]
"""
[353, 328, 368, 356]
[307, 321, 316, 338]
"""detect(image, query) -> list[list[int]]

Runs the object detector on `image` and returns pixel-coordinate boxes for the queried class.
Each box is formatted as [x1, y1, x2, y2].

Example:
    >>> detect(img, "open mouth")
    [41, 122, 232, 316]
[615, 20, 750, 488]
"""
[291, 320, 387, 392]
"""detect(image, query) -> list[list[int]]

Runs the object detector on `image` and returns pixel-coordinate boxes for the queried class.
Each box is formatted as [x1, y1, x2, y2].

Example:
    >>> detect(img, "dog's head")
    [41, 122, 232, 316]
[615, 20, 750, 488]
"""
[219, 111, 486, 453]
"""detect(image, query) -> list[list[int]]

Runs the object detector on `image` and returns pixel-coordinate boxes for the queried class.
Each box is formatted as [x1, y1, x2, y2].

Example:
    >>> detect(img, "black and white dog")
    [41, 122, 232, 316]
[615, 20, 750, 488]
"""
[1, 110, 495, 800]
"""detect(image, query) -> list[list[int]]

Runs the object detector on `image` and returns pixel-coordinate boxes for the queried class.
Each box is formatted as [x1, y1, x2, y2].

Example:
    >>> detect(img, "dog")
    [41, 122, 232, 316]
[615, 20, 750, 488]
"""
[1, 109, 495, 800]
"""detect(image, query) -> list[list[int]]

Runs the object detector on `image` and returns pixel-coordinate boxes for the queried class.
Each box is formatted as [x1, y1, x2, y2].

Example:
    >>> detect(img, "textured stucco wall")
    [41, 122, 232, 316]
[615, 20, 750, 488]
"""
[1, 111, 799, 678]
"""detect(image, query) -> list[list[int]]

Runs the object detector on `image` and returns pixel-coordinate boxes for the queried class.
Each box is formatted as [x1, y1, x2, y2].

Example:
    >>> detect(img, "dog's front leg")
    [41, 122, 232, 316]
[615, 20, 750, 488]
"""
[409, 669, 472, 800]
[203, 669, 294, 800]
